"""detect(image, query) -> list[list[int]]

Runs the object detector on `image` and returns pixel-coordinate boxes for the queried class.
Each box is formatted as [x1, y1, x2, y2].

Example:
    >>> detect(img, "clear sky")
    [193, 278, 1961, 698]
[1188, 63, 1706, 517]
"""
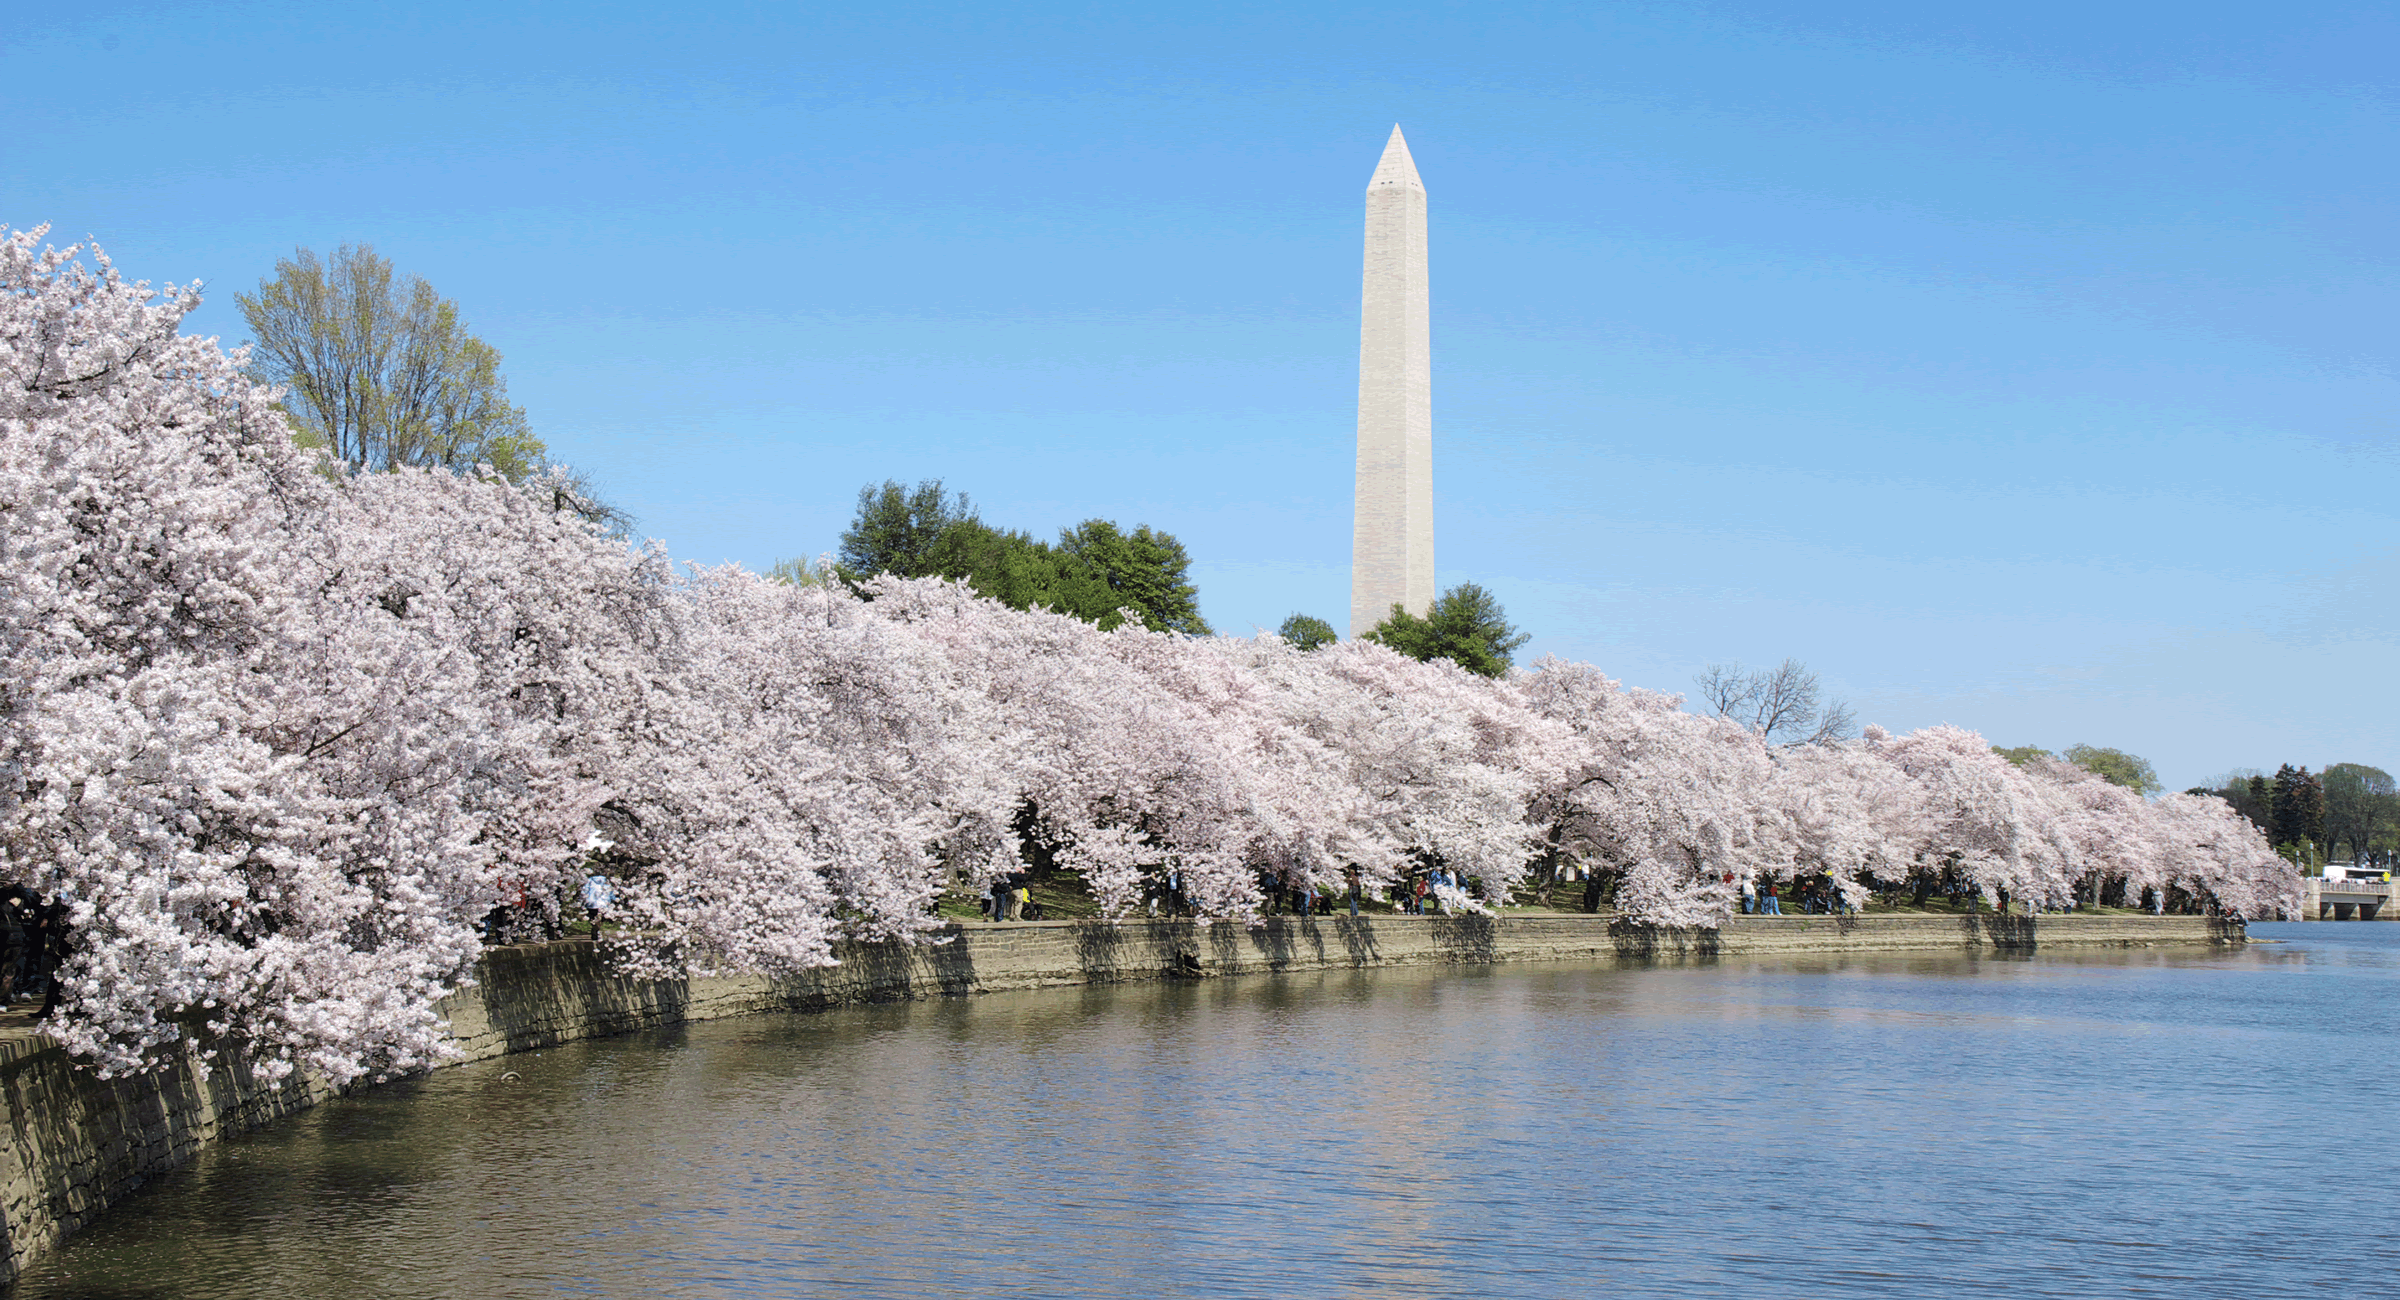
[8, 1, 2393, 790]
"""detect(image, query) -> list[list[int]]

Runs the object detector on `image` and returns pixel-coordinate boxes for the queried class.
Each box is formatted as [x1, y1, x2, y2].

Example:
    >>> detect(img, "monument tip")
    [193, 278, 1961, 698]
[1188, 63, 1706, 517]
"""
[1369, 124, 1422, 190]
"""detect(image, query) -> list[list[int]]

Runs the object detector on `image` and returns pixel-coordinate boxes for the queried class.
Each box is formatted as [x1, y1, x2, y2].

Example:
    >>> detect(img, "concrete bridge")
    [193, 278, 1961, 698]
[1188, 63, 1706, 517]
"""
[2302, 877, 2392, 920]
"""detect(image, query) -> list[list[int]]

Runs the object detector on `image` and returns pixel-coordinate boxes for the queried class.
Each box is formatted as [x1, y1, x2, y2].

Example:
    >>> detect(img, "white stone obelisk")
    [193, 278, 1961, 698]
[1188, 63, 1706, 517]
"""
[1350, 124, 1434, 637]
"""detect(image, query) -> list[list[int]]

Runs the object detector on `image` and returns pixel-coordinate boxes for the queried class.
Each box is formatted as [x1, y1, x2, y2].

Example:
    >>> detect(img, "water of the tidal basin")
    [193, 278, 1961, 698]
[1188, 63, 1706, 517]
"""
[13, 923, 2398, 1299]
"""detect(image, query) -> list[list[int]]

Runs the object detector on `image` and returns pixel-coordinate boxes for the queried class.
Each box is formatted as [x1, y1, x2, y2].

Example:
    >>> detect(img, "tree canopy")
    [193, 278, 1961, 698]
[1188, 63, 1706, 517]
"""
[1053, 520, 1210, 634]
[2187, 765, 2400, 866]
[237, 244, 545, 478]
[766, 556, 832, 587]
[2269, 764, 2327, 860]
[2321, 763, 2395, 862]
[2061, 745, 2162, 796]
[837, 479, 977, 582]
[1277, 613, 1338, 651]
[1361, 582, 1529, 678]
[835, 479, 1209, 634]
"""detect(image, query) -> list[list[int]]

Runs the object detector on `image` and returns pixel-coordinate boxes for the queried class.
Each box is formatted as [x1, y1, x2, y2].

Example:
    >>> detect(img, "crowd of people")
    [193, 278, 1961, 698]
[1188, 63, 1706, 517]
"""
[984, 872, 1042, 922]
[1122, 865, 1469, 921]
[1733, 872, 1844, 915]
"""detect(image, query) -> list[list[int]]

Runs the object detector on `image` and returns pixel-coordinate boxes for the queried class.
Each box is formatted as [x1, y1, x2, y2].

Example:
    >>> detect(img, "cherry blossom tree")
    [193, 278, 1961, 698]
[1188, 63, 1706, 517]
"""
[1522, 659, 1778, 926]
[2, 228, 496, 1081]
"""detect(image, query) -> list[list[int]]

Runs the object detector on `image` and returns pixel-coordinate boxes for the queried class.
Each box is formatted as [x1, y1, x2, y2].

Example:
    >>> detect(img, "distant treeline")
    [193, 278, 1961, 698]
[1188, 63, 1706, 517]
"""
[792, 479, 1209, 636]
[2187, 765, 2394, 868]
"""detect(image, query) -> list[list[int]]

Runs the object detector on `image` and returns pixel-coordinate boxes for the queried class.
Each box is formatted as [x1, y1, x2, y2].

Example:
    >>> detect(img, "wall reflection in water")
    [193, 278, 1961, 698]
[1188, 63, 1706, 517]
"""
[12, 926, 2395, 1299]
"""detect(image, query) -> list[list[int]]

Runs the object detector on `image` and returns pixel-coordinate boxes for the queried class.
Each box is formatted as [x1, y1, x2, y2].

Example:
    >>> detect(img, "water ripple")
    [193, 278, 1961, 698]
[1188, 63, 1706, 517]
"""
[10, 923, 2394, 1299]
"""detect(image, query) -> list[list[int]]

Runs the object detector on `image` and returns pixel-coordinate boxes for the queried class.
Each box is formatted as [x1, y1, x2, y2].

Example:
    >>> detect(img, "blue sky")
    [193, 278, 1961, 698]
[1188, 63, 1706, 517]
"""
[8, 0, 2393, 789]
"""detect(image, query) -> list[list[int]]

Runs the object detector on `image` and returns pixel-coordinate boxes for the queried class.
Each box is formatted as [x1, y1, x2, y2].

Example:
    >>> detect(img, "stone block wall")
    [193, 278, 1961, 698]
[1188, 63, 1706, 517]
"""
[0, 1031, 330, 1281]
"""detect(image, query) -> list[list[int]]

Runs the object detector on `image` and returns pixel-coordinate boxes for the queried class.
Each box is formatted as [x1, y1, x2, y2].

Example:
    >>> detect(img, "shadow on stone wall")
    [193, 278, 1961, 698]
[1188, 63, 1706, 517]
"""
[1427, 915, 1499, 964]
[461, 942, 697, 1055]
[1068, 922, 1143, 982]
[1606, 918, 1723, 962]
[1973, 914, 2037, 950]
[811, 930, 982, 1006]
[1339, 918, 1383, 967]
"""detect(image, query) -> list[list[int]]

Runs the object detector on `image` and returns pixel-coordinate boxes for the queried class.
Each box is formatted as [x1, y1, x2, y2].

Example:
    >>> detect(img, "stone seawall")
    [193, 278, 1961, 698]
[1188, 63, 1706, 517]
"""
[0, 910, 2240, 1280]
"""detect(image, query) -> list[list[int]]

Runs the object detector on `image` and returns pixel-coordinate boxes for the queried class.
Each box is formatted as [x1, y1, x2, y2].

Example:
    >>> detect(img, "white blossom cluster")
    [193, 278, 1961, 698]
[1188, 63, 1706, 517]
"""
[1520, 662, 2295, 928]
[0, 229, 2295, 1081]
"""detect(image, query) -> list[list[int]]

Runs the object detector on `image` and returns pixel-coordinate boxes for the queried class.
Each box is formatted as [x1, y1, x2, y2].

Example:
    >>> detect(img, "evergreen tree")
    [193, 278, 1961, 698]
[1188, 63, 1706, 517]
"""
[1361, 582, 1529, 678]
[2269, 764, 2326, 858]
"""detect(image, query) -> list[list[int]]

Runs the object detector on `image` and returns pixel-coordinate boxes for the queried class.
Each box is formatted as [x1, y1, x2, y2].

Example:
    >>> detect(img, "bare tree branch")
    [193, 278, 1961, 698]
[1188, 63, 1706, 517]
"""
[1695, 657, 1856, 746]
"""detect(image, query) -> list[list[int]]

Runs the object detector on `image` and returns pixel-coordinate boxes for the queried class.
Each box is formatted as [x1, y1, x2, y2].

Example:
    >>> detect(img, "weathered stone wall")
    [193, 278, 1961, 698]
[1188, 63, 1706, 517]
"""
[0, 1031, 331, 1282]
[0, 910, 2240, 1280]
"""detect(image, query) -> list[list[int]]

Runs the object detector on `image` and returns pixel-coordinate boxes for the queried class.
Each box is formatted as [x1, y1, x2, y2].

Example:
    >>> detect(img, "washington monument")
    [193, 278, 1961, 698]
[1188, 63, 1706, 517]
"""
[1350, 125, 1434, 637]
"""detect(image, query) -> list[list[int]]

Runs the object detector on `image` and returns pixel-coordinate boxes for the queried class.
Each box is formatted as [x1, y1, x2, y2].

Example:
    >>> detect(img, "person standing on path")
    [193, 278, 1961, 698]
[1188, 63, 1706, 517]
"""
[0, 887, 32, 1003]
[580, 872, 614, 931]
[32, 897, 71, 1022]
[1762, 880, 1782, 916]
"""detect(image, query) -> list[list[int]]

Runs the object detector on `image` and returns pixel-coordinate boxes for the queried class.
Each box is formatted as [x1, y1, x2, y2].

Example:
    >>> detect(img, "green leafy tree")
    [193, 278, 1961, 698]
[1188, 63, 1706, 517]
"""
[1052, 520, 1209, 634]
[834, 481, 1208, 634]
[1361, 582, 1529, 678]
[837, 479, 977, 581]
[2322, 763, 2397, 863]
[2062, 744, 2162, 796]
[238, 244, 544, 478]
[923, 519, 1060, 605]
[1993, 745, 2055, 768]
[1277, 613, 1338, 651]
